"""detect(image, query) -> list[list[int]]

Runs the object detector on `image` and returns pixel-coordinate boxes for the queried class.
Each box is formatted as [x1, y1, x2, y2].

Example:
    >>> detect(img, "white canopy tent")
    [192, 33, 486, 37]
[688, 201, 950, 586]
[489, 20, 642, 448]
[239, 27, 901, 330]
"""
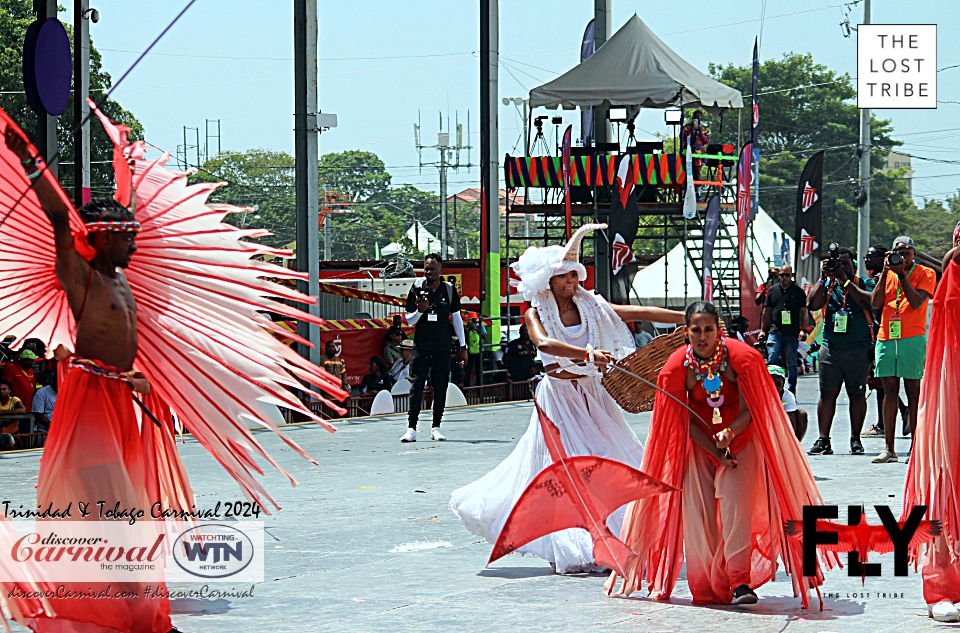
[529, 14, 743, 114]
[381, 224, 453, 258]
[631, 206, 790, 308]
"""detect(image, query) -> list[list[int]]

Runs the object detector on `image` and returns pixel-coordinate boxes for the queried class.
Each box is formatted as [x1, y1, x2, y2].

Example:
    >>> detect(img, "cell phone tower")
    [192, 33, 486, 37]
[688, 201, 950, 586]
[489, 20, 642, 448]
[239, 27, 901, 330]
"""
[414, 110, 472, 258]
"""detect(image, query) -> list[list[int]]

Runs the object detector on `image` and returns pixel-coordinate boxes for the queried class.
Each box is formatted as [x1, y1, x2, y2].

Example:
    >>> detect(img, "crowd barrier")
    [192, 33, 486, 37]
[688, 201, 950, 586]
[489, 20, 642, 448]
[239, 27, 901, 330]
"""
[287, 379, 539, 423]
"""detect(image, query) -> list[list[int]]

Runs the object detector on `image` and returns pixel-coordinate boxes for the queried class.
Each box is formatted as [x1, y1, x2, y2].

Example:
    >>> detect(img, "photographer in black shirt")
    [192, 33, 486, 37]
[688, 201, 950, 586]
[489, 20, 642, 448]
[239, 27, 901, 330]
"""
[401, 254, 467, 442]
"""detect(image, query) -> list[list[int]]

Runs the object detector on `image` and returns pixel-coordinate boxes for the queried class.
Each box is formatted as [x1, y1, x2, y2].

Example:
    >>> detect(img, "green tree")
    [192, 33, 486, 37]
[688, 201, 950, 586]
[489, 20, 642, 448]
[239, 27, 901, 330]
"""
[190, 148, 448, 260]
[191, 149, 296, 248]
[0, 0, 144, 198]
[888, 191, 960, 258]
[707, 52, 914, 254]
[318, 150, 390, 201]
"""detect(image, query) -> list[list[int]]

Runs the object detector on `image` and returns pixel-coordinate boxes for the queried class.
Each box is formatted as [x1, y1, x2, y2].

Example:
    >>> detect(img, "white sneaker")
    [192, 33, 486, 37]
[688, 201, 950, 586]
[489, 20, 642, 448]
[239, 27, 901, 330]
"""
[400, 428, 416, 443]
[431, 428, 446, 441]
[928, 601, 960, 622]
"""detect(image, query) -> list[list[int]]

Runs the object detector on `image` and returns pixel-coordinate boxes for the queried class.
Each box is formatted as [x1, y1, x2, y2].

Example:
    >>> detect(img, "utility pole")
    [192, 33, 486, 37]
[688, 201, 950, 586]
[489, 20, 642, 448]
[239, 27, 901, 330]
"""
[73, 0, 91, 207]
[414, 116, 470, 258]
[480, 0, 501, 345]
[294, 0, 321, 367]
[439, 130, 448, 257]
[857, 0, 871, 278]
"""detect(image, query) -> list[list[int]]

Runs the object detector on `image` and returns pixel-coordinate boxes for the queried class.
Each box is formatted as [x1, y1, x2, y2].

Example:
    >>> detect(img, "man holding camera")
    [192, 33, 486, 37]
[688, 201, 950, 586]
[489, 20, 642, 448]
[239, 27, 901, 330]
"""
[402, 254, 467, 442]
[760, 264, 808, 394]
[806, 246, 874, 456]
[869, 236, 937, 463]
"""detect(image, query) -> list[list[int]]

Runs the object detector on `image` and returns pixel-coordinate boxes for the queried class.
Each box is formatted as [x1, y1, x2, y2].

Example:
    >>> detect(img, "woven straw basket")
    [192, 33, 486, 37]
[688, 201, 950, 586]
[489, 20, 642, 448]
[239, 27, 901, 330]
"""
[601, 328, 686, 414]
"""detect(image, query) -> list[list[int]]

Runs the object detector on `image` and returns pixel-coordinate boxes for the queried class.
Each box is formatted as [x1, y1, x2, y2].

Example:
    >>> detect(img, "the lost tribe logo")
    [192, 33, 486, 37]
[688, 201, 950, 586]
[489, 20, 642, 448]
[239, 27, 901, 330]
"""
[792, 505, 940, 579]
[172, 524, 255, 579]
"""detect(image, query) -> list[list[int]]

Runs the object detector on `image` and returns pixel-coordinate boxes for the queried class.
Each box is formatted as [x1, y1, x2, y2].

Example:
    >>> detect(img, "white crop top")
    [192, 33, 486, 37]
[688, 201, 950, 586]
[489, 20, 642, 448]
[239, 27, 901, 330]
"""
[538, 322, 588, 367]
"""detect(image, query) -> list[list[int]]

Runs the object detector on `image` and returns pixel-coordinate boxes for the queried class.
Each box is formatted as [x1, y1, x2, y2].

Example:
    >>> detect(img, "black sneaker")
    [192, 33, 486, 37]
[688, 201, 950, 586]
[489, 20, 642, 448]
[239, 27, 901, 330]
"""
[807, 437, 833, 455]
[850, 437, 865, 455]
[732, 584, 758, 605]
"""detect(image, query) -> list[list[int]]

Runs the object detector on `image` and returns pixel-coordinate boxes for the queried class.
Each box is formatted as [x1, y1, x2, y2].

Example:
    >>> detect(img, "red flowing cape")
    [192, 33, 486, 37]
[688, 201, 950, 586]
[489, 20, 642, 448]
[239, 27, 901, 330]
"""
[606, 338, 840, 607]
[903, 259, 960, 560]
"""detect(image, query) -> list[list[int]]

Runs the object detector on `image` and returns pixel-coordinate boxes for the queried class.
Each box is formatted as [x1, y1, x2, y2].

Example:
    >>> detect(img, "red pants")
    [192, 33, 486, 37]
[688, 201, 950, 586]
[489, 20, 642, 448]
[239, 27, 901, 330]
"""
[923, 535, 960, 604]
[682, 438, 773, 604]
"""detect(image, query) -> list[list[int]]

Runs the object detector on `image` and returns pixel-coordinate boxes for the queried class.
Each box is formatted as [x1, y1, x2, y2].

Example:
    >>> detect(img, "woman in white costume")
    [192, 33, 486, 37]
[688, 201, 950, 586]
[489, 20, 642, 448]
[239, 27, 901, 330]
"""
[450, 224, 684, 573]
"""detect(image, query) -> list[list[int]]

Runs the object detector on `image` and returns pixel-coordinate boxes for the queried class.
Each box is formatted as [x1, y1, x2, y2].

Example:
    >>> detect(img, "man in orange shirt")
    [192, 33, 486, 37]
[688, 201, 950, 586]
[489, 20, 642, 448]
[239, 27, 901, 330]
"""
[869, 236, 937, 463]
[2, 349, 37, 412]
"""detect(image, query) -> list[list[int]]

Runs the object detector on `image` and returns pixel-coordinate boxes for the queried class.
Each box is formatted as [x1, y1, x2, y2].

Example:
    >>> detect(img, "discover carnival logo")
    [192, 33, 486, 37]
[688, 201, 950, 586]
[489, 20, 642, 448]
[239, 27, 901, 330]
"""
[172, 523, 255, 579]
[0, 520, 264, 584]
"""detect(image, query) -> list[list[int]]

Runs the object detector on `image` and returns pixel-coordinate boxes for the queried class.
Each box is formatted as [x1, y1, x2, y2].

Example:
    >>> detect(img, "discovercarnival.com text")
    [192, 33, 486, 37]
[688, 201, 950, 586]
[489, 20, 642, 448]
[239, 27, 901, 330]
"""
[7, 584, 256, 600]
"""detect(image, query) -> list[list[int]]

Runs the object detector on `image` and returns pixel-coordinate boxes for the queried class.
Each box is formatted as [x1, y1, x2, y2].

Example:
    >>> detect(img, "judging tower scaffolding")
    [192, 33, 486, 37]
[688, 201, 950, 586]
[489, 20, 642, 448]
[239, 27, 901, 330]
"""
[503, 138, 742, 319]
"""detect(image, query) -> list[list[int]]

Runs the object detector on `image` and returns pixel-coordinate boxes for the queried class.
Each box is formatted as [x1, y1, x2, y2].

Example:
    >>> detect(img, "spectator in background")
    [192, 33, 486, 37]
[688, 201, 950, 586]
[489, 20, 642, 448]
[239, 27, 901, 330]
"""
[0, 433, 14, 451]
[869, 236, 937, 464]
[680, 110, 710, 180]
[32, 370, 57, 432]
[3, 349, 37, 413]
[728, 316, 751, 343]
[0, 379, 26, 435]
[806, 247, 874, 456]
[503, 324, 539, 382]
[383, 327, 404, 366]
[389, 339, 415, 383]
[465, 312, 487, 386]
[862, 244, 908, 437]
[360, 356, 394, 394]
[633, 322, 654, 349]
[768, 365, 807, 441]
[760, 264, 808, 393]
[320, 340, 350, 394]
[755, 267, 780, 307]
[449, 336, 466, 389]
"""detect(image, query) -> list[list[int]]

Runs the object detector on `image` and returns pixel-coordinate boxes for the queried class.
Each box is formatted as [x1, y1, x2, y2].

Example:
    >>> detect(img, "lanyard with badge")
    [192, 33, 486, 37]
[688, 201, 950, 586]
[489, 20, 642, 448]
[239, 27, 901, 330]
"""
[421, 283, 439, 322]
[780, 287, 793, 325]
[888, 262, 916, 340]
[833, 280, 850, 333]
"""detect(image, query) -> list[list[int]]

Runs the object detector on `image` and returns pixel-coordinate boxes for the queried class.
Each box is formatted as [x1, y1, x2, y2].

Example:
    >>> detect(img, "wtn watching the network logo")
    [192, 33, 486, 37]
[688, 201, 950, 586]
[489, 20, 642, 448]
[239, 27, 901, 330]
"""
[0, 520, 264, 584]
[171, 523, 262, 581]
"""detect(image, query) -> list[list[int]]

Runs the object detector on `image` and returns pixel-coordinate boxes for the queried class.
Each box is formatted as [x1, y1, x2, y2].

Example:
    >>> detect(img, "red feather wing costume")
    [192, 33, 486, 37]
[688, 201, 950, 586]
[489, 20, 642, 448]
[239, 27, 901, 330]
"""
[605, 338, 840, 608]
[0, 104, 349, 513]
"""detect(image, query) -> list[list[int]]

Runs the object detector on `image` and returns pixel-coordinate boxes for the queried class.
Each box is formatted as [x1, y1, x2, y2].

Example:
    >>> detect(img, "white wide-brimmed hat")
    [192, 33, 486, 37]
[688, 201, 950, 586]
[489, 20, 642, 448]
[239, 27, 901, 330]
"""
[510, 223, 607, 301]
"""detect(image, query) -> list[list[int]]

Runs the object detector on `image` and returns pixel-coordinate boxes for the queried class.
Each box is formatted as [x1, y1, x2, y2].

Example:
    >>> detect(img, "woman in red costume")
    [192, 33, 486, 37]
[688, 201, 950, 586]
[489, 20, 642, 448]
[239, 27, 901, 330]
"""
[606, 301, 838, 607]
[902, 222, 960, 623]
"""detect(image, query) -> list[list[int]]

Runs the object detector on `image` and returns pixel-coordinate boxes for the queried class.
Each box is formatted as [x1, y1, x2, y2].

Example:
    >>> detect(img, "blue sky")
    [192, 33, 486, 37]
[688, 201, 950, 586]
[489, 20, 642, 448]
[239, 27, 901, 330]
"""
[63, 1, 957, 203]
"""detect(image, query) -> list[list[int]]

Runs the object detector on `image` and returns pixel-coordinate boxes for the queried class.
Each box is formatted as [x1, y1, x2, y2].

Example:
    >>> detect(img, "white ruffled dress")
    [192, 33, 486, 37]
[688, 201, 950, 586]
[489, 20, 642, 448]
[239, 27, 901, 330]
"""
[450, 302, 644, 573]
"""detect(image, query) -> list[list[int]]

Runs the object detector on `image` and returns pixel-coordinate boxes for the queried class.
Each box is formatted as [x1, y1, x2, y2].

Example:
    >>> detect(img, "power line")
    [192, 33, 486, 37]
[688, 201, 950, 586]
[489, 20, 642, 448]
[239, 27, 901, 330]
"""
[97, 48, 476, 62]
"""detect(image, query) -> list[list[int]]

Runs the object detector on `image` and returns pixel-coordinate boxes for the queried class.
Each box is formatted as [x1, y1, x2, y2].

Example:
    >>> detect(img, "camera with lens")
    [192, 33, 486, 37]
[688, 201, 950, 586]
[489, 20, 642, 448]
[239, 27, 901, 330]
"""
[824, 242, 842, 273]
[887, 251, 903, 267]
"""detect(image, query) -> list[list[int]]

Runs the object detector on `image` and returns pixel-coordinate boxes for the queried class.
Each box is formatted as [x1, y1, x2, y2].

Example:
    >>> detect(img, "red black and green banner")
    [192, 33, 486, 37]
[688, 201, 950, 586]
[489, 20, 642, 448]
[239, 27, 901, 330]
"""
[504, 153, 685, 189]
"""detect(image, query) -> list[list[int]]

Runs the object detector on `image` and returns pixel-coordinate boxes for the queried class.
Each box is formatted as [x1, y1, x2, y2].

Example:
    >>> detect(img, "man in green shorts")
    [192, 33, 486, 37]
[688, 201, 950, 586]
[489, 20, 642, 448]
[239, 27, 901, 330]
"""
[869, 236, 937, 463]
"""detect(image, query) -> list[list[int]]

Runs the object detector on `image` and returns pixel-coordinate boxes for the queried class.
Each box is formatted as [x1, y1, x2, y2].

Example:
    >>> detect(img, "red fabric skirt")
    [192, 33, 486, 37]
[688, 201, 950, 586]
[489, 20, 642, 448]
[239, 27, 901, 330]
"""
[28, 366, 172, 633]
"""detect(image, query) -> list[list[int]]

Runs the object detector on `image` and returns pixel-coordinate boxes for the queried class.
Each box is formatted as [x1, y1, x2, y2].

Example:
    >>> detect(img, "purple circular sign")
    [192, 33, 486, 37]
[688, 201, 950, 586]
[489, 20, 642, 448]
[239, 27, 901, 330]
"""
[34, 18, 72, 116]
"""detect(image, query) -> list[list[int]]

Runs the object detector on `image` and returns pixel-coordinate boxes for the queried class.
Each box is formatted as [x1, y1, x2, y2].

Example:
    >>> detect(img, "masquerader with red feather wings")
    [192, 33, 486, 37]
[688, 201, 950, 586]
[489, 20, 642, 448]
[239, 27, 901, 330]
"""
[0, 103, 347, 632]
